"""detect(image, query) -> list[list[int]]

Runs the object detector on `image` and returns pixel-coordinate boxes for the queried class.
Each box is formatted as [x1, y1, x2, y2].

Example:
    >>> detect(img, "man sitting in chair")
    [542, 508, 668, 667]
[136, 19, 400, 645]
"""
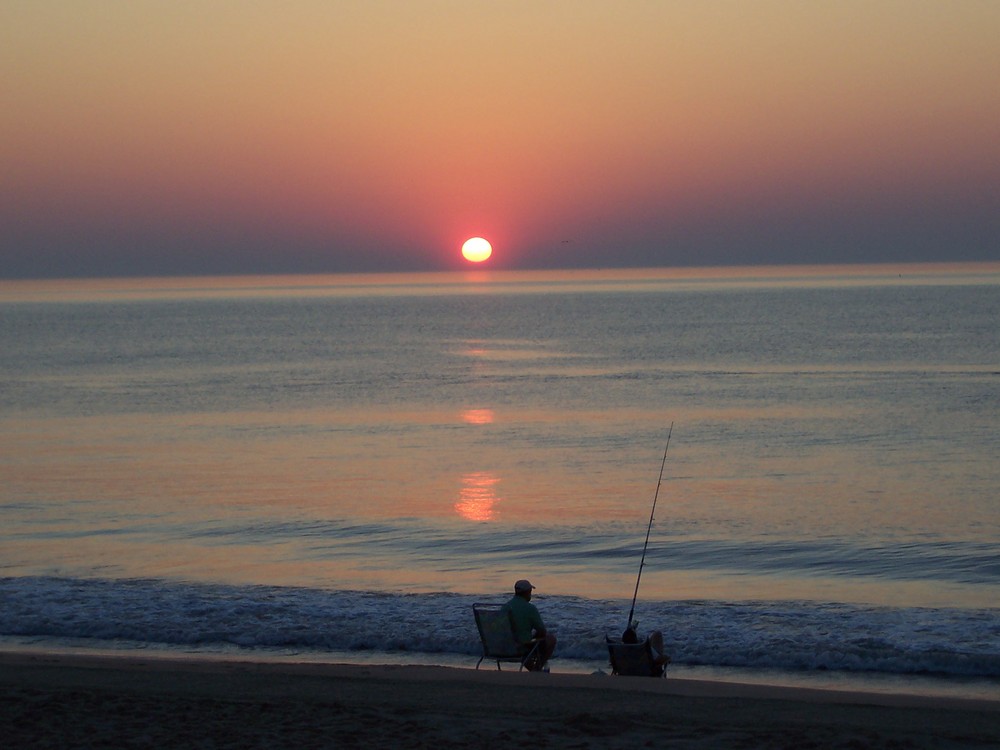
[622, 623, 670, 675]
[503, 579, 556, 671]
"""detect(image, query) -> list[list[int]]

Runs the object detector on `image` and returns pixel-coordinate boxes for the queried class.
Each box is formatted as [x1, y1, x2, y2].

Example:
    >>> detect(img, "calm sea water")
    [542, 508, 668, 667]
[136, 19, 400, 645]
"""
[1, 265, 998, 693]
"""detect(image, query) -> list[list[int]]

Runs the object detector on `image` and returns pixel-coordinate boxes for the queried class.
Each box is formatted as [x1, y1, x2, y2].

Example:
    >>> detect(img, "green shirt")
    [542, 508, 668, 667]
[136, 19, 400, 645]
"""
[504, 594, 545, 645]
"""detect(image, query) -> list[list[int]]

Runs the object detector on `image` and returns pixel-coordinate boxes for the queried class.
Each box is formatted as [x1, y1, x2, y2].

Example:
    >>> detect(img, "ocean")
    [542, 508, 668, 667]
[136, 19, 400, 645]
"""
[2, 264, 998, 698]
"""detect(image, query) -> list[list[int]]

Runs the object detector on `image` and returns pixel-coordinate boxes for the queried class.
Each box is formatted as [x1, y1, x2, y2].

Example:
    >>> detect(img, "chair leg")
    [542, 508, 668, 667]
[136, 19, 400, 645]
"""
[519, 641, 543, 672]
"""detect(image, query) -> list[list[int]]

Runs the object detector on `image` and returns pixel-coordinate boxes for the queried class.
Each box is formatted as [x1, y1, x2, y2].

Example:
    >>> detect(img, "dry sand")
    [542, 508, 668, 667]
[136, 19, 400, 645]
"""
[1, 651, 998, 748]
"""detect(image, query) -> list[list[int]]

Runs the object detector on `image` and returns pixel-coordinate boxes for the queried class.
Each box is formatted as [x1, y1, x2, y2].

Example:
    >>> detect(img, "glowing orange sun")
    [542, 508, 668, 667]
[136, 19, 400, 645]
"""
[461, 237, 493, 263]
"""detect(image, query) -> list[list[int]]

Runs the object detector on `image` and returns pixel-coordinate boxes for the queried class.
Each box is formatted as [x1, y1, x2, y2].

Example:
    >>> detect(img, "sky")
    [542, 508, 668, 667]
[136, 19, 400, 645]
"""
[2, 1, 999, 278]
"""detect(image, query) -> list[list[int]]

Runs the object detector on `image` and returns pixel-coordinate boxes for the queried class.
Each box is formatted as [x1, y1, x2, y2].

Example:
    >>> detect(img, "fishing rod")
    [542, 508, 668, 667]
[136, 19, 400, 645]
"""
[626, 422, 673, 631]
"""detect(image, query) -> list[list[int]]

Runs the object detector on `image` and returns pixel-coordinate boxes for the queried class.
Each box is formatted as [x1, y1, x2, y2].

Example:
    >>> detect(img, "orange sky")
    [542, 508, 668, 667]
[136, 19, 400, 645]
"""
[2, 1, 998, 277]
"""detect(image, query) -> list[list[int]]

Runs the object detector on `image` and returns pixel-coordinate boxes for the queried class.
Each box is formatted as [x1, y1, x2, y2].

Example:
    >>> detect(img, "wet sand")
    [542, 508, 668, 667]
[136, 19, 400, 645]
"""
[2, 651, 998, 748]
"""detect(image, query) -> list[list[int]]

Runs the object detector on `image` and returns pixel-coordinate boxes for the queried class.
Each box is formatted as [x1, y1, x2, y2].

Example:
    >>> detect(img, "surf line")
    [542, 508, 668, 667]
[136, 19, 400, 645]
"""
[626, 423, 673, 631]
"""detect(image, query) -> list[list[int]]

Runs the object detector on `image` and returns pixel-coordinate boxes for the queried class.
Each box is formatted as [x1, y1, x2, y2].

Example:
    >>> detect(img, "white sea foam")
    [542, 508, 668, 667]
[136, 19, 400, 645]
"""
[2, 577, 997, 679]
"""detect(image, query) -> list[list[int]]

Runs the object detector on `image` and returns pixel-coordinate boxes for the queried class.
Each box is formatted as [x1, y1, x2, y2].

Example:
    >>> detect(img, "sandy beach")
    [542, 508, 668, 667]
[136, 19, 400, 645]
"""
[1, 651, 997, 749]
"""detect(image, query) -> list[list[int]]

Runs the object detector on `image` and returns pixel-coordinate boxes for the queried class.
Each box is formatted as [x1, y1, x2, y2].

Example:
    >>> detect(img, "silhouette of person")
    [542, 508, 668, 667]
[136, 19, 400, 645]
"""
[504, 579, 556, 671]
[622, 623, 669, 675]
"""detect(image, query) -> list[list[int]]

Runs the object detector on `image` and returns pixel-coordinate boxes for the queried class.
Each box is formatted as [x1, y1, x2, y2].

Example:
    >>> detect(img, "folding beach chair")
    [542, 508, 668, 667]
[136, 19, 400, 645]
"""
[606, 636, 667, 677]
[473, 602, 542, 671]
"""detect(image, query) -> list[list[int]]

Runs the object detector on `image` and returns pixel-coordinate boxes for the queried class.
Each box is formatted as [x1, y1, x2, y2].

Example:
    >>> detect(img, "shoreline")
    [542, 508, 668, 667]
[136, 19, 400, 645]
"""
[4, 636, 997, 702]
[3, 650, 997, 748]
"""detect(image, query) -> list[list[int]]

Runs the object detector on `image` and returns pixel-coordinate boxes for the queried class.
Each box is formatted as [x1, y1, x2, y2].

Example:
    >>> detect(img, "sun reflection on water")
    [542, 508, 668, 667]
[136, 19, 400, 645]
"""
[461, 408, 494, 425]
[454, 471, 501, 522]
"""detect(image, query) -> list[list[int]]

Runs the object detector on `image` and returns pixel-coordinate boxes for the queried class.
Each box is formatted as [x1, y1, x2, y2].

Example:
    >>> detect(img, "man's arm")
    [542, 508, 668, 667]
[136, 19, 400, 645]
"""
[530, 606, 547, 638]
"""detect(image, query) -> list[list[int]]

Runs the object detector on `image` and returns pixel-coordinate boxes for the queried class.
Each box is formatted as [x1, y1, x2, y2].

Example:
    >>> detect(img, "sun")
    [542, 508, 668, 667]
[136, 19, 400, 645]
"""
[461, 237, 493, 263]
